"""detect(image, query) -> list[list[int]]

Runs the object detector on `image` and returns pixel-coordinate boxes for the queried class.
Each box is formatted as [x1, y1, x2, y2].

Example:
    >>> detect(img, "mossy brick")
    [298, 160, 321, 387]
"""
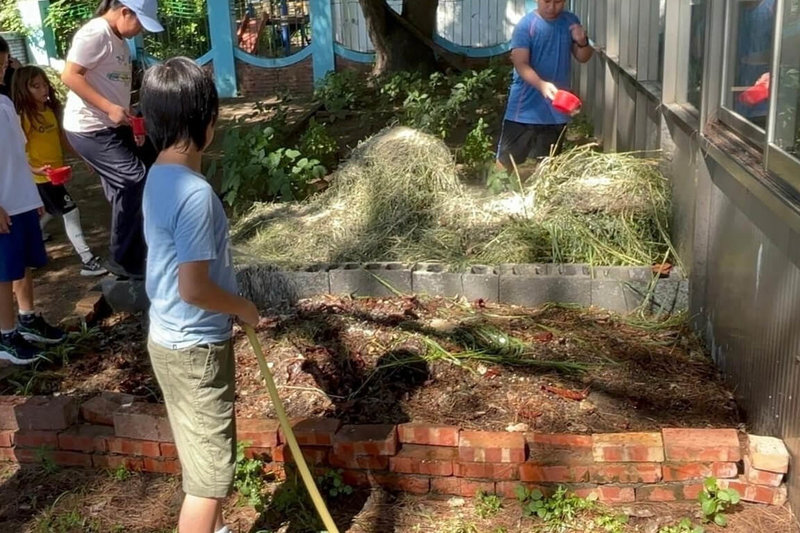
[462, 265, 499, 302]
[370, 473, 430, 494]
[15, 430, 60, 449]
[717, 477, 786, 505]
[747, 435, 790, 473]
[113, 403, 173, 442]
[431, 477, 494, 497]
[273, 444, 330, 465]
[80, 392, 135, 426]
[397, 423, 459, 447]
[52, 450, 93, 467]
[576, 485, 636, 503]
[662, 428, 740, 462]
[333, 424, 397, 456]
[92, 454, 144, 471]
[496, 481, 546, 499]
[236, 418, 280, 448]
[500, 275, 591, 307]
[57, 424, 114, 453]
[106, 437, 162, 457]
[142, 457, 181, 474]
[744, 456, 785, 487]
[411, 263, 463, 298]
[590, 463, 662, 483]
[526, 433, 594, 465]
[592, 432, 664, 462]
[278, 418, 340, 447]
[454, 461, 518, 480]
[636, 484, 682, 502]
[329, 452, 389, 470]
[389, 444, 455, 476]
[459, 430, 525, 463]
[662, 462, 739, 481]
[0, 396, 26, 430]
[15, 395, 78, 431]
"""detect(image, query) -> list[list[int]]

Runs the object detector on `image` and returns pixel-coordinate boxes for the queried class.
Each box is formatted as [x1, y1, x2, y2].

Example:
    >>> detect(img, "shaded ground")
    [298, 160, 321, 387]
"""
[2, 295, 740, 434]
[1, 462, 796, 533]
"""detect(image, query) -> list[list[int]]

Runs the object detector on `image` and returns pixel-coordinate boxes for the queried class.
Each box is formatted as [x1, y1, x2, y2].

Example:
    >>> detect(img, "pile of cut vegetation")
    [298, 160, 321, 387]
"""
[232, 130, 673, 269]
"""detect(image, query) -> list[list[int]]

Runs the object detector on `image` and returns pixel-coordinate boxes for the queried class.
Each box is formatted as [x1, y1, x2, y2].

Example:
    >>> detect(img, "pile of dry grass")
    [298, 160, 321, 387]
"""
[232, 131, 673, 269]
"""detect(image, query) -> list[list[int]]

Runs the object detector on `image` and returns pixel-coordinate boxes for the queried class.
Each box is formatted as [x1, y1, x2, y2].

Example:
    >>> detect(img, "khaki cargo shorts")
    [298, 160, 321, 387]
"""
[148, 337, 237, 499]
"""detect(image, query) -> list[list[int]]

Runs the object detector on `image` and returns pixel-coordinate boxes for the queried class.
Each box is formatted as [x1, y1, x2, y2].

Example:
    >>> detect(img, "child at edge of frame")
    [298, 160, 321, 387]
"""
[0, 35, 67, 366]
[140, 56, 260, 533]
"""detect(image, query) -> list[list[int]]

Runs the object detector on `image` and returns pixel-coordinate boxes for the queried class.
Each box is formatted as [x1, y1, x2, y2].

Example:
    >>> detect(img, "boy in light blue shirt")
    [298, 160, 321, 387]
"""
[141, 56, 258, 533]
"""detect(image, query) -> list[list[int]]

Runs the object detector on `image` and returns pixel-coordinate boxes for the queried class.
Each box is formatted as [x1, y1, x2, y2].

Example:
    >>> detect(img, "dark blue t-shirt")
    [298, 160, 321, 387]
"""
[504, 10, 580, 125]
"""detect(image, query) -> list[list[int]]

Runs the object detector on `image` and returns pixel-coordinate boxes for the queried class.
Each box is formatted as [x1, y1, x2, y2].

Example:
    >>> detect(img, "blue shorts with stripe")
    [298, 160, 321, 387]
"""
[0, 209, 47, 282]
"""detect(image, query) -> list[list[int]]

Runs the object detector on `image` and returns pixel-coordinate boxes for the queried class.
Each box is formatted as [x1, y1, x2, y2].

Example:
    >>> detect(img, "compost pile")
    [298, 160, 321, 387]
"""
[233, 128, 673, 268]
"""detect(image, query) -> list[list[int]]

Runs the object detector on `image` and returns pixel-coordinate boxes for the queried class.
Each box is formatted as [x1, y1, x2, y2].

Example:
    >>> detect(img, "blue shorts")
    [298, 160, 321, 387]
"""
[0, 209, 48, 282]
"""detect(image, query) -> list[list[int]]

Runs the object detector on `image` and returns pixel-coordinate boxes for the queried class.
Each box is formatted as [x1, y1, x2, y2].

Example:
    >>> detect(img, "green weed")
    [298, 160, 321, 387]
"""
[516, 485, 595, 531]
[474, 490, 502, 519]
[658, 517, 705, 533]
[698, 476, 740, 527]
[233, 441, 269, 511]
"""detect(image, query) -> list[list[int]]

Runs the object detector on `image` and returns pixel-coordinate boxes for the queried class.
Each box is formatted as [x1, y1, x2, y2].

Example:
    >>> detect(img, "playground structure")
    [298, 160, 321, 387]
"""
[236, 0, 310, 56]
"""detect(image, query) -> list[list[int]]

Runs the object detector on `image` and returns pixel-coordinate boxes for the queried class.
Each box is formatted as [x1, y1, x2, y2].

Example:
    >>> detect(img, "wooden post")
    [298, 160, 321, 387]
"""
[208, 0, 238, 97]
[310, 0, 335, 83]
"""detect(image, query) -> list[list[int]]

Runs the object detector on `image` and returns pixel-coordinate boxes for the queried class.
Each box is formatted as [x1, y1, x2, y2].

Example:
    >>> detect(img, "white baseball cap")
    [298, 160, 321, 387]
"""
[120, 0, 164, 33]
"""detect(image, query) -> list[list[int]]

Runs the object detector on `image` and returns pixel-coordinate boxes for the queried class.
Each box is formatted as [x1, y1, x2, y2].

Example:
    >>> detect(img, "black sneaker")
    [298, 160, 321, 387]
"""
[0, 330, 43, 365]
[81, 256, 109, 277]
[102, 258, 144, 281]
[17, 314, 66, 344]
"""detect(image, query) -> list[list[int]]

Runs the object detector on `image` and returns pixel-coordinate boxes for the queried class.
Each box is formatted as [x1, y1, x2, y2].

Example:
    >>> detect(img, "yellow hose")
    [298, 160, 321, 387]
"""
[244, 324, 340, 533]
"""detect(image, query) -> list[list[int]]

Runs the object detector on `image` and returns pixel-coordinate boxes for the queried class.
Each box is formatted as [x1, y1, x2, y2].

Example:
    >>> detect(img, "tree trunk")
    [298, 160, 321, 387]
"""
[358, 0, 439, 76]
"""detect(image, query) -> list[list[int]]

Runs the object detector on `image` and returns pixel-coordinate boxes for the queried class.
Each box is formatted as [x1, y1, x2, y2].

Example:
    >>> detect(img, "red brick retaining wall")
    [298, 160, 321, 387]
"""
[0, 394, 789, 506]
[236, 56, 314, 97]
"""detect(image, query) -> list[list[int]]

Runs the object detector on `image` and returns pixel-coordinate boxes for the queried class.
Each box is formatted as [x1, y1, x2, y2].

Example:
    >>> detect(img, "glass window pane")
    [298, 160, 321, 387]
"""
[724, 0, 777, 130]
[774, 0, 800, 158]
[687, 0, 708, 110]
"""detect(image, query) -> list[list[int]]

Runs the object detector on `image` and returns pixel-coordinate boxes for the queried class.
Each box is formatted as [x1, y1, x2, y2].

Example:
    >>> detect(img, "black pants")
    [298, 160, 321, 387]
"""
[496, 120, 566, 168]
[66, 127, 156, 277]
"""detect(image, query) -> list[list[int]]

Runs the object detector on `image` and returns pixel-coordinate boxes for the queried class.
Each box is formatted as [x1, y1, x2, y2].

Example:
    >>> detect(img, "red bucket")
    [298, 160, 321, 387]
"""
[46, 166, 72, 185]
[739, 83, 769, 106]
[552, 90, 582, 114]
[130, 116, 146, 136]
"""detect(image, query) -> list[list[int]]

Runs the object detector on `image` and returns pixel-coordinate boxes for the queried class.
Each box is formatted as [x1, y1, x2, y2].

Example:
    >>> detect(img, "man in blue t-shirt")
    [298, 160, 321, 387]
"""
[141, 57, 259, 533]
[497, 0, 593, 169]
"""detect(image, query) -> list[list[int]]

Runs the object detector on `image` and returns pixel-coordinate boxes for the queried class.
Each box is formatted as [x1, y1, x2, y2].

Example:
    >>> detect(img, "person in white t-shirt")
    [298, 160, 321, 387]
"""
[61, 0, 163, 280]
[0, 36, 66, 366]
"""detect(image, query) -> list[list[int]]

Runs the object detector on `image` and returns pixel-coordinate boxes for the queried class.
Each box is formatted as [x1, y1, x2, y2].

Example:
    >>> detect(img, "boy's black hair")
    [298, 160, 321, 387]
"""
[140, 57, 219, 153]
[95, 0, 123, 16]
[0, 35, 8, 54]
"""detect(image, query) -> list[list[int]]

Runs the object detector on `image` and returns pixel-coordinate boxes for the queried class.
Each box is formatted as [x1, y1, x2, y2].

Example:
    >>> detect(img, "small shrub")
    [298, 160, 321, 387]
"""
[698, 476, 740, 527]
[316, 468, 353, 498]
[109, 464, 131, 482]
[474, 490, 502, 519]
[233, 441, 268, 511]
[658, 518, 705, 533]
[593, 512, 629, 533]
[314, 70, 364, 116]
[298, 118, 339, 169]
[516, 485, 595, 528]
[460, 118, 495, 172]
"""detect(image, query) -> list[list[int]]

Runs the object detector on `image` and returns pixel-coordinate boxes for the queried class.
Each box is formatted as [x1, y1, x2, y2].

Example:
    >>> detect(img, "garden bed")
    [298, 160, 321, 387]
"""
[5, 295, 738, 434]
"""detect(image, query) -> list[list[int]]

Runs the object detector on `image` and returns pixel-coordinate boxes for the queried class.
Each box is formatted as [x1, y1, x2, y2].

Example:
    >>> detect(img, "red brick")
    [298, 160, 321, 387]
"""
[591, 463, 662, 483]
[525, 433, 594, 465]
[279, 418, 341, 447]
[0, 396, 26, 430]
[236, 418, 279, 449]
[0, 447, 18, 461]
[592, 433, 664, 463]
[682, 483, 704, 499]
[431, 477, 495, 497]
[717, 477, 781, 505]
[340, 469, 370, 487]
[52, 450, 93, 467]
[744, 456, 784, 487]
[662, 428, 740, 462]
[113, 403, 173, 442]
[243, 447, 273, 460]
[0, 430, 14, 447]
[370, 473, 430, 494]
[636, 484, 681, 502]
[142, 457, 181, 474]
[397, 423, 460, 447]
[496, 481, 545, 499]
[662, 462, 739, 481]
[13, 448, 39, 463]
[15, 430, 60, 449]
[576, 486, 636, 503]
[333, 425, 397, 456]
[106, 437, 162, 457]
[160, 442, 178, 458]
[773, 485, 788, 506]
[520, 464, 591, 483]
[748, 435, 790, 474]
[459, 431, 525, 463]
[57, 425, 113, 453]
[329, 452, 389, 471]
[92, 455, 144, 471]
[15, 395, 78, 431]
[389, 445, 455, 476]
[454, 462, 518, 480]
[80, 392, 134, 426]
[273, 445, 329, 465]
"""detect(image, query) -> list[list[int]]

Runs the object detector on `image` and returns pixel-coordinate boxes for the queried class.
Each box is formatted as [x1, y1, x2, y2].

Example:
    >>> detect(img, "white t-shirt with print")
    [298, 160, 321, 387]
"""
[63, 17, 132, 133]
[0, 95, 42, 216]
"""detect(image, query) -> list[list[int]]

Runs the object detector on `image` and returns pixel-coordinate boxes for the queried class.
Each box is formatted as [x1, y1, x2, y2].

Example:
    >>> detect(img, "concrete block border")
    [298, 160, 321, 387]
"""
[236, 262, 688, 314]
[0, 394, 788, 506]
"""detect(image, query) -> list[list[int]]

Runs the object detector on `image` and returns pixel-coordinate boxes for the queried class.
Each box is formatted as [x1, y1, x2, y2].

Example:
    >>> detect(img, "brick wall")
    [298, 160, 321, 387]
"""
[334, 56, 373, 76]
[0, 393, 791, 506]
[236, 56, 314, 97]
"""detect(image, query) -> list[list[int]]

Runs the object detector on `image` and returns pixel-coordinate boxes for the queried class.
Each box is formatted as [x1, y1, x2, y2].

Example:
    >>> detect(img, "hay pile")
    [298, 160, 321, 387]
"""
[233, 131, 673, 269]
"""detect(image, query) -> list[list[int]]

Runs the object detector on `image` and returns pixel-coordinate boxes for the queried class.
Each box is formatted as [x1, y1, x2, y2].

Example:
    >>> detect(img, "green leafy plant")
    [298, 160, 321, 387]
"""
[593, 512, 629, 533]
[658, 518, 705, 533]
[298, 118, 339, 169]
[43, 0, 95, 58]
[233, 441, 268, 511]
[314, 70, 364, 116]
[316, 468, 353, 498]
[460, 118, 495, 174]
[516, 485, 595, 530]
[35, 445, 59, 475]
[109, 464, 131, 482]
[698, 476, 740, 527]
[474, 490, 502, 519]
[486, 166, 522, 195]
[0, 0, 27, 35]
